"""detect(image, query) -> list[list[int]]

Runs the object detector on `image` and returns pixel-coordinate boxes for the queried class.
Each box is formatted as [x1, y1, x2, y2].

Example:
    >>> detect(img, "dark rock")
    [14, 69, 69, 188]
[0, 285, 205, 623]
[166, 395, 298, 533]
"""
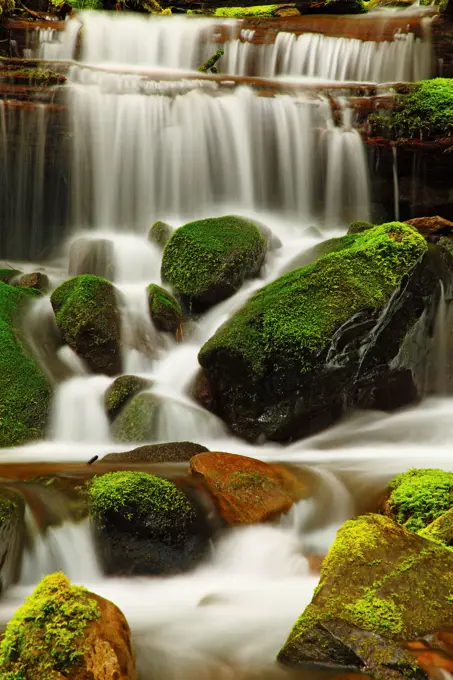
[104, 375, 153, 422]
[296, 0, 366, 13]
[147, 284, 183, 334]
[0, 487, 24, 593]
[148, 220, 172, 248]
[111, 392, 158, 443]
[101, 441, 209, 464]
[68, 237, 115, 280]
[19, 272, 49, 292]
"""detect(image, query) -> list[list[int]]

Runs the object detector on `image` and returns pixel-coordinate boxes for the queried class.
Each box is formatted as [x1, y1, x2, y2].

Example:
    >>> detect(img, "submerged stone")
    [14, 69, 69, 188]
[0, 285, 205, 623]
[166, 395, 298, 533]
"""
[104, 375, 152, 422]
[110, 391, 158, 443]
[147, 283, 183, 333]
[18, 272, 49, 292]
[68, 237, 115, 280]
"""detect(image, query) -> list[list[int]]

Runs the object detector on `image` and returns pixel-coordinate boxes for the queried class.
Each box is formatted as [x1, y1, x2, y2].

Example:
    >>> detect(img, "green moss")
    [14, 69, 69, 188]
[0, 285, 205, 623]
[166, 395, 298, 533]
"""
[347, 220, 374, 235]
[345, 595, 404, 636]
[0, 0, 14, 17]
[419, 506, 453, 546]
[0, 572, 100, 680]
[382, 79, 453, 139]
[199, 222, 426, 377]
[89, 471, 195, 527]
[0, 282, 51, 446]
[198, 48, 224, 73]
[104, 375, 152, 421]
[387, 468, 453, 532]
[161, 215, 266, 306]
[149, 220, 172, 248]
[148, 284, 182, 333]
[0, 269, 21, 284]
[111, 391, 158, 443]
[0, 495, 17, 526]
[214, 5, 280, 16]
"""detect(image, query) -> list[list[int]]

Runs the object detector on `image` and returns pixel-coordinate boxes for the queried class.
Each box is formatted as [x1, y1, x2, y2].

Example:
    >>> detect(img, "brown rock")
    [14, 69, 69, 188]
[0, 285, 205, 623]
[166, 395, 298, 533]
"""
[190, 452, 306, 524]
[307, 553, 326, 575]
[192, 368, 215, 412]
[19, 272, 49, 291]
[405, 216, 453, 240]
[101, 441, 209, 464]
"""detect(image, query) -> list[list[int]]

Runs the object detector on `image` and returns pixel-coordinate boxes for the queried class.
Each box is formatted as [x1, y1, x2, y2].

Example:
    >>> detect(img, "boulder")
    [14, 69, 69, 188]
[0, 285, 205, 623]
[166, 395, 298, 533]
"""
[278, 514, 453, 679]
[68, 237, 115, 280]
[111, 392, 158, 443]
[104, 375, 152, 422]
[148, 284, 183, 334]
[405, 215, 453, 240]
[101, 441, 209, 463]
[382, 468, 453, 532]
[161, 215, 267, 311]
[50, 275, 122, 377]
[0, 269, 21, 285]
[190, 452, 306, 524]
[418, 506, 453, 546]
[198, 223, 450, 442]
[18, 272, 49, 292]
[347, 221, 374, 235]
[89, 471, 208, 574]
[0, 487, 25, 592]
[148, 220, 172, 248]
[0, 282, 51, 446]
[0, 571, 138, 680]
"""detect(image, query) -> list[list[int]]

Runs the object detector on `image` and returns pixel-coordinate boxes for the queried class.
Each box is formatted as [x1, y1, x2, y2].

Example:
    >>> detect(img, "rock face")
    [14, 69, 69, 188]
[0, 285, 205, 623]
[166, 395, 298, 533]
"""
[190, 452, 306, 524]
[0, 571, 138, 680]
[104, 375, 152, 422]
[51, 274, 122, 376]
[19, 272, 49, 292]
[102, 441, 209, 463]
[0, 282, 51, 446]
[198, 223, 451, 442]
[0, 487, 25, 592]
[68, 237, 115, 280]
[148, 283, 183, 333]
[111, 392, 158, 443]
[278, 514, 453, 679]
[89, 471, 208, 575]
[161, 215, 267, 311]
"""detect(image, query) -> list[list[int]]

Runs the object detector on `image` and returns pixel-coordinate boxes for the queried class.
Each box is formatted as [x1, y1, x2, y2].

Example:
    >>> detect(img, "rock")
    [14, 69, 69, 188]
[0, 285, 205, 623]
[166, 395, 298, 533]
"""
[0, 268, 21, 285]
[0, 283, 51, 446]
[68, 237, 115, 280]
[101, 441, 209, 464]
[405, 216, 453, 240]
[278, 514, 453, 678]
[0, 571, 138, 680]
[296, 0, 366, 13]
[89, 471, 207, 575]
[347, 220, 374, 235]
[50, 274, 122, 377]
[382, 468, 453, 532]
[111, 391, 158, 443]
[198, 223, 436, 442]
[190, 452, 306, 524]
[104, 375, 152, 422]
[148, 220, 172, 248]
[192, 368, 216, 412]
[253, 220, 282, 251]
[161, 215, 267, 311]
[19, 272, 49, 292]
[148, 283, 183, 334]
[0, 487, 25, 592]
[418, 506, 453, 546]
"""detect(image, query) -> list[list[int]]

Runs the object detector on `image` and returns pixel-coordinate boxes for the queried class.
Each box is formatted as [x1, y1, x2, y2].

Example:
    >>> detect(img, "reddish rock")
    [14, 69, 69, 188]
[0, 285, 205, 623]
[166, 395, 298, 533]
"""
[19, 272, 49, 291]
[405, 216, 453, 240]
[190, 451, 306, 524]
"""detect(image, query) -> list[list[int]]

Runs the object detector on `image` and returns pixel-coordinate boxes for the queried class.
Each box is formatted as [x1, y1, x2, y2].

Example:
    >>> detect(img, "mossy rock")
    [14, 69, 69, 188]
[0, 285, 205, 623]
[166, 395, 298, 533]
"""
[0, 487, 24, 593]
[347, 220, 374, 235]
[104, 375, 152, 422]
[89, 471, 208, 574]
[198, 223, 428, 441]
[50, 274, 122, 376]
[19, 272, 49, 292]
[384, 468, 453, 532]
[0, 269, 21, 285]
[278, 514, 453, 676]
[101, 441, 209, 464]
[161, 215, 267, 311]
[111, 391, 158, 443]
[148, 284, 183, 334]
[0, 282, 51, 446]
[148, 220, 172, 249]
[419, 506, 453, 546]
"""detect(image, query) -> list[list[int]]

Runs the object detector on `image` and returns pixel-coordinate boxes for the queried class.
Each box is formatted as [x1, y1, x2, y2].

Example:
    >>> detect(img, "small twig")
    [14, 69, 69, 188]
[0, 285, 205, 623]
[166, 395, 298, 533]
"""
[87, 455, 98, 465]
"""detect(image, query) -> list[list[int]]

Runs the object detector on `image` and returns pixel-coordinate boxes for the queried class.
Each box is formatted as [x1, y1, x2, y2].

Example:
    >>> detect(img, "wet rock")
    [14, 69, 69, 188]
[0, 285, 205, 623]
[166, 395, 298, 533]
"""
[148, 283, 183, 334]
[418, 506, 453, 546]
[192, 368, 216, 412]
[405, 216, 453, 241]
[102, 441, 209, 464]
[190, 451, 306, 524]
[296, 0, 366, 13]
[347, 220, 374, 235]
[254, 220, 282, 251]
[0, 283, 51, 446]
[198, 223, 452, 442]
[148, 220, 172, 248]
[382, 468, 453, 532]
[19, 272, 49, 292]
[0, 268, 22, 285]
[89, 471, 208, 575]
[0, 487, 25, 592]
[104, 375, 153, 422]
[278, 514, 453, 679]
[111, 391, 158, 443]
[50, 274, 122, 376]
[68, 237, 115, 280]
[161, 215, 267, 312]
[0, 571, 138, 680]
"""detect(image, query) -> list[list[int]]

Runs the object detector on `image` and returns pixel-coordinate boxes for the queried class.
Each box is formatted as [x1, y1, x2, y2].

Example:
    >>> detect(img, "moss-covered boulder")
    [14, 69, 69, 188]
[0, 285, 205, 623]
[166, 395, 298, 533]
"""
[148, 284, 183, 334]
[383, 468, 453, 532]
[51, 274, 122, 376]
[161, 215, 267, 311]
[104, 375, 152, 422]
[89, 471, 208, 574]
[0, 487, 24, 592]
[110, 391, 158, 443]
[148, 220, 172, 248]
[419, 506, 453, 546]
[101, 441, 209, 463]
[0, 571, 138, 680]
[19, 272, 49, 292]
[278, 514, 453, 678]
[0, 282, 51, 446]
[347, 220, 374, 235]
[198, 223, 438, 441]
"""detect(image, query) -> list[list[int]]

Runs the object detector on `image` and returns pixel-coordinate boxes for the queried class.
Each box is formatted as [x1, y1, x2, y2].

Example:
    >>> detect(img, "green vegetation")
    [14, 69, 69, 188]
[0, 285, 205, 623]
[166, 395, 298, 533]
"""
[0, 0, 14, 17]
[0, 269, 21, 285]
[347, 220, 374, 235]
[214, 5, 280, 17]
[111, 392, 158, 442]
[0, 282, 50, 446]
[419, 506, 453, 546]
[0, 572, 99, 680]
[198, 48, 224, 74]
[148, 284, 182, 333]
[387, 468, 453, 532]
[199, 223, 426, 376]
[149, 220, 172, 248]
[104, 375, 152, 421]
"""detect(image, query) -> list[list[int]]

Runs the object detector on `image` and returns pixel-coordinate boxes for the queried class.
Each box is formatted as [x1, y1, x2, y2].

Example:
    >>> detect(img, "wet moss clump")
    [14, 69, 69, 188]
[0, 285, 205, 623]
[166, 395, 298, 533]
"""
[104, 375, 152, 421]
[0, 572, 100, 680]
[148, 284, 182, 333]
[419, 506, 453, 546]
[214, 5, 280, 16]
[0, 282, 51, 446]
[386, 468, 453, 532]
[200, 222, 426, 377]
[161, 215, 267, 310]
[148, 220, 172, 248]
[347, 220, 374, 235]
